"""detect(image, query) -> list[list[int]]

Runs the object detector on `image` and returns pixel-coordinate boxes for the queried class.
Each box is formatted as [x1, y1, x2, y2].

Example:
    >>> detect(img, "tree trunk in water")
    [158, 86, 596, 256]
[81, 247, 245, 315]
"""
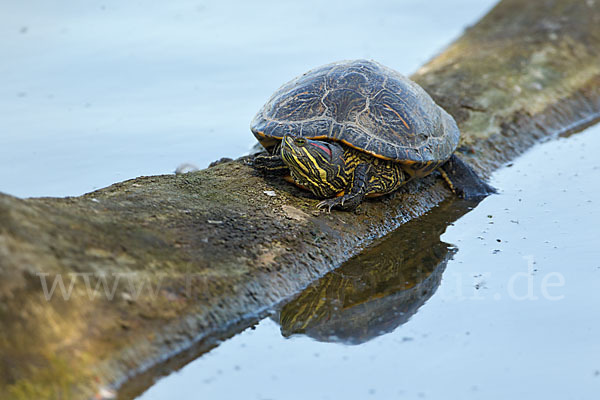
[1, 0, 599, 398]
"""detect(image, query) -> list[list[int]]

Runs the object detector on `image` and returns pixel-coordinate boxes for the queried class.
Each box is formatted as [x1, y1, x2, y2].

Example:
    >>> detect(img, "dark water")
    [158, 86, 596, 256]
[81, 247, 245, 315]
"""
[137, 124, 600, 399]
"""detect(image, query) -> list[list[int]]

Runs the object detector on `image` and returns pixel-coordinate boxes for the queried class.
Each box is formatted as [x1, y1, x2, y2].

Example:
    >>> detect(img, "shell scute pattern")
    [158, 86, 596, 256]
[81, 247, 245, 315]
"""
[251, 59, 459, 167]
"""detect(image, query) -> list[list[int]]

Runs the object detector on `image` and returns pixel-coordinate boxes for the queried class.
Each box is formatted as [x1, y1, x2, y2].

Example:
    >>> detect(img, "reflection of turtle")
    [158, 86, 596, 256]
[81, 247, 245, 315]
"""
[252, 60, 494, 210]
[276, 200, 475, 344]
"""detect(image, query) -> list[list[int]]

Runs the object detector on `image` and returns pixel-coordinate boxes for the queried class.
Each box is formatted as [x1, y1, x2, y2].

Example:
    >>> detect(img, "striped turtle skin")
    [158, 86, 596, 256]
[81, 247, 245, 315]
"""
[251, 59, 459, 175]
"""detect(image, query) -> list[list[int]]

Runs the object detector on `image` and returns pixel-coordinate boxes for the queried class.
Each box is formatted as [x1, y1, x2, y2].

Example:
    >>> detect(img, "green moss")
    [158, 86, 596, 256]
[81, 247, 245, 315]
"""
[6, 356, 82, 400]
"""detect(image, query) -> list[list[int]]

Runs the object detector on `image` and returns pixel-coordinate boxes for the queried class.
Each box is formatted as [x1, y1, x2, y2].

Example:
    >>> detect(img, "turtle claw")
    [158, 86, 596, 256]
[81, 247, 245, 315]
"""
[316, 198, 343, 212]
[316, 201, 331, 212]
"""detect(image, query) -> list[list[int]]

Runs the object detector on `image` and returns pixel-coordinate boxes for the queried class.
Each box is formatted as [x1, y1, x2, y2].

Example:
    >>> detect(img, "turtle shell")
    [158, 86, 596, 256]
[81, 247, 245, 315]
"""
[251, 59, 459, 165]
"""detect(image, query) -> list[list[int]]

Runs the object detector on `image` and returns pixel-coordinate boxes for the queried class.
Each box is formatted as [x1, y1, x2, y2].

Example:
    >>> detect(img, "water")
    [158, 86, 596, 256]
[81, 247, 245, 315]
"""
[0, 0, 496, 197]
[137, 124, 600, 400]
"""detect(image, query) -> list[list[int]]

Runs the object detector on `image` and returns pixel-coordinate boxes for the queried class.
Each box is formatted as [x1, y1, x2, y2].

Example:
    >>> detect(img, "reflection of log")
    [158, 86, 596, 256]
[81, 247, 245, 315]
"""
[277, 200, 473, 345]
[1, 0, 600, 398]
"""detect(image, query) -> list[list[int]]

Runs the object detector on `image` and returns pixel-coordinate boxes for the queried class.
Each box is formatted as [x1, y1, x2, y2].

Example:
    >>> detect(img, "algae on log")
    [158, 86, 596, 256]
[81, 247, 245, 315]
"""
[1, 0, 600, 398]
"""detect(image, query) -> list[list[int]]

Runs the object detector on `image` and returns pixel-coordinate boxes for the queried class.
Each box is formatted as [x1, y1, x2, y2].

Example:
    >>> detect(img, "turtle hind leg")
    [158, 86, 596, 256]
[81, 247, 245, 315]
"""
[439, 154, 496, 200]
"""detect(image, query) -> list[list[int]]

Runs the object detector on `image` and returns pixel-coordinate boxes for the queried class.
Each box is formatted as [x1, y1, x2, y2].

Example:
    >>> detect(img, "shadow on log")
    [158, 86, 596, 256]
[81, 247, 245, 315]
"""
[1, 0, 600, 398]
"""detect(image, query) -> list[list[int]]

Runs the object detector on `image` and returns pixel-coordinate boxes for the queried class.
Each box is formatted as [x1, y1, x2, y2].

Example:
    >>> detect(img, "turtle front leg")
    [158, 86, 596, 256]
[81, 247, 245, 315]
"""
[252, 142, 289, 175]
[317, 164, 371, 211]
[252, 153, 288, 175]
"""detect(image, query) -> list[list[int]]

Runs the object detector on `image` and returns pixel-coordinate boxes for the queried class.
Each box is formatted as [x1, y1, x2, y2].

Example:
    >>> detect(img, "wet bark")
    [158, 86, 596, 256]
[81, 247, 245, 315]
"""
[1, 0, 599, 398]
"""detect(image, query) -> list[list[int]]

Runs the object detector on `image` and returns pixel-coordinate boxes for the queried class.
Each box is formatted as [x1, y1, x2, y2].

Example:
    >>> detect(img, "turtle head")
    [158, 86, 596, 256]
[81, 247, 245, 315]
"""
[280, 135, 349, 198]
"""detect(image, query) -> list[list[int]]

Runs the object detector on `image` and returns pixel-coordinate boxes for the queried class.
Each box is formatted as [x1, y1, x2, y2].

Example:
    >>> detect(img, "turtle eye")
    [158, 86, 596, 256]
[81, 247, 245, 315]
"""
[295, 137, 307, 147]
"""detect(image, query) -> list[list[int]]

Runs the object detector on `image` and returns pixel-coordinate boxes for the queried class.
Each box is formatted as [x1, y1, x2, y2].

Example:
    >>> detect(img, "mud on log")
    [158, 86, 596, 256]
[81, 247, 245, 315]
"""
[1, 0, 600, 398]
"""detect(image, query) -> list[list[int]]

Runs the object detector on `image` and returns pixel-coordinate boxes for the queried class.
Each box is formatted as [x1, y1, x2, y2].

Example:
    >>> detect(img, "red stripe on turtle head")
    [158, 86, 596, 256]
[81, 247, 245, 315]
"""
[309, 142, 332, 157]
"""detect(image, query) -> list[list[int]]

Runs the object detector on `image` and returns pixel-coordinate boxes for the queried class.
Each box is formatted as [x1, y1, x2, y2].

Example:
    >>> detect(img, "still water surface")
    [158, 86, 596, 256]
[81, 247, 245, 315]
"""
[0, 0, 495, 197]
[138, 124, 600, 400]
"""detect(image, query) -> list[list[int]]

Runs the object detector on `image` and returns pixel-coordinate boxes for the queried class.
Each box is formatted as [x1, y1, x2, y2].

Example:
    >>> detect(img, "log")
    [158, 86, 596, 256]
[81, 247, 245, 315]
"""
[1, 0, 599, 398]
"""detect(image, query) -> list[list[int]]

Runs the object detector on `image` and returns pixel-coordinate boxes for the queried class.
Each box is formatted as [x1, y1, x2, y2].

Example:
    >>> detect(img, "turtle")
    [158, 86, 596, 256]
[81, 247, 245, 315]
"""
[251, 59, 494, 211]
